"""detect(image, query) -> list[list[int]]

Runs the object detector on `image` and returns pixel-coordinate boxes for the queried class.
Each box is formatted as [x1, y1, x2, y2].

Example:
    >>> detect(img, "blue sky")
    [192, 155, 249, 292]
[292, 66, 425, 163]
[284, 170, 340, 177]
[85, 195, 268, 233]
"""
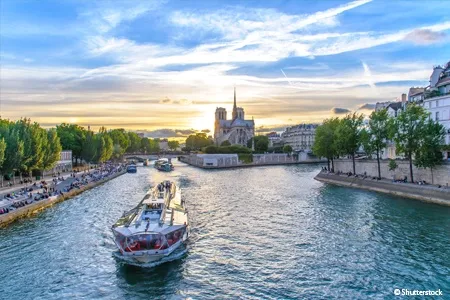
[1, 0, 449, 135]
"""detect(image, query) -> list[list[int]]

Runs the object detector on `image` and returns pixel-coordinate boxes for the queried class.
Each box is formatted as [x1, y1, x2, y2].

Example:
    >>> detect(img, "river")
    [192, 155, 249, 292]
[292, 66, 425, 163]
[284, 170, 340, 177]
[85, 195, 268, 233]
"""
[0, 161, 449, 299]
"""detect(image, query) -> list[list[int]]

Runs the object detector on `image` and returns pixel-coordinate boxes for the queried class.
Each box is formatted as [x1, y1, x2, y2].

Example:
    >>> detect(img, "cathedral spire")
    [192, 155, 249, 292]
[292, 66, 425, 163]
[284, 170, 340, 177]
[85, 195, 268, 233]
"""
[232, 86, 238, 120]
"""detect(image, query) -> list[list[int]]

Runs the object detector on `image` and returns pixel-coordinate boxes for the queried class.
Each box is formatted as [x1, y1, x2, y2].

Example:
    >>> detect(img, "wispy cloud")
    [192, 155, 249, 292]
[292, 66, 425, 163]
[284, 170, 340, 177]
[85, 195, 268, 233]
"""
[404, 29, 447, 45]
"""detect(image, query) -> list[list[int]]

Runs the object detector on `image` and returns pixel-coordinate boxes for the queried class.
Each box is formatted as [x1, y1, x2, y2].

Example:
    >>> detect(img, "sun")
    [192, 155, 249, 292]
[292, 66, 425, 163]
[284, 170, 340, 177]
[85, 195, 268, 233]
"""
[190, 108, 215, 133]
[68, 117, 78, 124]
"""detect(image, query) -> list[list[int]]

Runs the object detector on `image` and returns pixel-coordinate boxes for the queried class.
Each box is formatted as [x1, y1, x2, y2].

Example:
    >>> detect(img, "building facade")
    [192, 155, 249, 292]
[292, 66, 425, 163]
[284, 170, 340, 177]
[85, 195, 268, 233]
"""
[214, 88, 255, 146]
[266, 132, 282, 148]
[280, 124, 318, 152]
[43, 150, 73, 175]
[421, 61, 450, 144]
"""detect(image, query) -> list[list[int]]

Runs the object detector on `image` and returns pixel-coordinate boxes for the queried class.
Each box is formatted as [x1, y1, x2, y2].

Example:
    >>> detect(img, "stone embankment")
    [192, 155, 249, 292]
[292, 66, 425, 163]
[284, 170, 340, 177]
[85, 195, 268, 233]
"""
[315, 171, 450, 206]
[179, 153, 325, 169]
[0, 170, 126, 227]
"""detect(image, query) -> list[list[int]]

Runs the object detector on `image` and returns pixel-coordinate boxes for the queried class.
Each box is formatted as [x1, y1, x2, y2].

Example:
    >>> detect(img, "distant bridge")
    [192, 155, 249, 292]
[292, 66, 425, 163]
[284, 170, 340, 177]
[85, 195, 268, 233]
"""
[124, 154, 180, 162]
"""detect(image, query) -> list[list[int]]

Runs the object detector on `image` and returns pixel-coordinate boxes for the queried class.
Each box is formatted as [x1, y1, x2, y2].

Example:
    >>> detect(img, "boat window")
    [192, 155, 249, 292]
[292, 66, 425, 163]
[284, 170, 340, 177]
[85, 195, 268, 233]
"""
[165, 228, 185, 247]
[123, 233, 166, 252]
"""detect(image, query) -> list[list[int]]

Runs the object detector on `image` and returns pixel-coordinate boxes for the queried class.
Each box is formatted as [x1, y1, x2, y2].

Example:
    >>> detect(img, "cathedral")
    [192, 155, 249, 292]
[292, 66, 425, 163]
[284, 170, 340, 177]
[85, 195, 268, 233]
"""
[214, 88, 255, 147]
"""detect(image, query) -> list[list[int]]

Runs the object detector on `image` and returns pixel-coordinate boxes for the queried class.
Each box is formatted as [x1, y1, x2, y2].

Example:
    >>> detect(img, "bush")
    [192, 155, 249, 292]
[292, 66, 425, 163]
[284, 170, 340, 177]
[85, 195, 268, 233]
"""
[204, 145, 251, 154]
[388, 159, 398, 171]
[238, 153, 253, 164]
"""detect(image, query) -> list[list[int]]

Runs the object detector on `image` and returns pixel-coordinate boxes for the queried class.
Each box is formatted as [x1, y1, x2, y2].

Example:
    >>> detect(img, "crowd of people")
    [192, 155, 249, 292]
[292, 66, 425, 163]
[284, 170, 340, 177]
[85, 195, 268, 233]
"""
[322, 167, 445, 187]
[0, 163, 126, 216]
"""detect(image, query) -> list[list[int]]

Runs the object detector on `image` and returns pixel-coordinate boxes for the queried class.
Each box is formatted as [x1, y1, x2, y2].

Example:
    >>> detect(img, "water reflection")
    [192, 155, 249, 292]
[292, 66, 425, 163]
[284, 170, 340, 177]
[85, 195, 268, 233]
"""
[0, 161, 449, 299]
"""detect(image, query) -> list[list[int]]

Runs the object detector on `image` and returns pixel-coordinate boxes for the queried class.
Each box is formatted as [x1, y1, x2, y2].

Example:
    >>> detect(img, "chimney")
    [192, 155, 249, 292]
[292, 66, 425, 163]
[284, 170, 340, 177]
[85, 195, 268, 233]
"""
[401, 93, 407, 103]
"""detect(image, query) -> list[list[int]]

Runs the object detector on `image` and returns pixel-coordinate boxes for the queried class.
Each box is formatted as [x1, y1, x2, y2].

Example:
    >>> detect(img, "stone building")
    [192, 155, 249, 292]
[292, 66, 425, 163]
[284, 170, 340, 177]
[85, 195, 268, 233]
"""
[214, 88, 255, 146]
[280, 124, 318, 152]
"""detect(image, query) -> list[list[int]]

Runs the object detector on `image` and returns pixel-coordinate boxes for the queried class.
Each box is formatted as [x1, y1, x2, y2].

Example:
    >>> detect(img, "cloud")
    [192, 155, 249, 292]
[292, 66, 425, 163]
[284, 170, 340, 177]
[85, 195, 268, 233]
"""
[256, 125, 290, 133]
[142, 128, 197, 138]
[331, 107, 351, 114]
[159, 97, 192, 105]
[201, 129, 210, 133]
[404, 29, 446, 45]
[358, 103, 376, 110]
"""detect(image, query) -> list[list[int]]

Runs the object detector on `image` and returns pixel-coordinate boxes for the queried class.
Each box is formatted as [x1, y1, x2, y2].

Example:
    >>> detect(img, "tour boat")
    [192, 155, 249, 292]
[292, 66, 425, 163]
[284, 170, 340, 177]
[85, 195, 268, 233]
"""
[111, 181, 188, 264]
[154, 159, 174, 172]
[127, 164, 137, 173]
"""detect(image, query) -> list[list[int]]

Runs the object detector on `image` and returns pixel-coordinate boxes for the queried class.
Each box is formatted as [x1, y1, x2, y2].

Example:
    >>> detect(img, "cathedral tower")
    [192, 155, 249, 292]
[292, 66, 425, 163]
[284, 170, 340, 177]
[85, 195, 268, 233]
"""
[232, 87, 238, 120]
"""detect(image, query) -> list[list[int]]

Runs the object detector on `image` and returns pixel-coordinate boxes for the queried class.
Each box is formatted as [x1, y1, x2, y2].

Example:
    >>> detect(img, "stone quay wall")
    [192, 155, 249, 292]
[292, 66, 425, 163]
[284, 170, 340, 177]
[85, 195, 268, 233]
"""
[180, 153, 325, 169]
[333, 159, 450, 186]
[315, 171, 450, 206]
[0, 170, 126, 227]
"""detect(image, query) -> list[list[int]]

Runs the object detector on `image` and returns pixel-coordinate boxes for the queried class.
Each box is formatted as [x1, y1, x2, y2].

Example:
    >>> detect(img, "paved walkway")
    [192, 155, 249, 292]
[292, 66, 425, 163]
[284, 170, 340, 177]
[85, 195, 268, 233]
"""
[0, 166, 94, 195]
[0, 164, 124, 213]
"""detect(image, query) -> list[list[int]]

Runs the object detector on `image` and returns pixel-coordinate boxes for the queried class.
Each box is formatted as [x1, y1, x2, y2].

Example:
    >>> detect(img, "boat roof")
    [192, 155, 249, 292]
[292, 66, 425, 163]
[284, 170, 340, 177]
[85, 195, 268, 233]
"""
[112, 182, 187, 237]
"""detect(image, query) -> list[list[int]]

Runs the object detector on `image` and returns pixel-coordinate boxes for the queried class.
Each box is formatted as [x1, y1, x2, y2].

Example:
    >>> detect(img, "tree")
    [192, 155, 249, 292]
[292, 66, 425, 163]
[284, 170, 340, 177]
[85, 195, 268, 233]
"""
[247, 136, 269, 152]
[96, 134, 113, 163]
[56, 123, 86, 165]
[283, 145, 293, 153]
[81, 130, 97, 163]
[127, 132, 142, 153]
[185, 133, 213, 150]
[15, 119, 47, 177]
[414, 118, 445, 184]
[335, 113, 364, 174]
[0, 137, 6, 187]
[220, 140, 231, 147]
[168, 140, 180, 151]
[109, 129, 130, 158]
[41, 128, 62, 171]
[362, 109, 390, 179]
[391, 103, 429, 183]
[313, 117, 340, 171]
[1, 127, 24, 184]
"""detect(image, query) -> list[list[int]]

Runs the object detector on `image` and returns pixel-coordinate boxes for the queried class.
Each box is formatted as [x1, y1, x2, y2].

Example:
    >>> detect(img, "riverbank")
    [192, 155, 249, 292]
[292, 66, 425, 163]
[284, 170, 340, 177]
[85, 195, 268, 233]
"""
[0, 169, 126, 227]
[179, 153, 325, 169]
[315, 171, 450, 206]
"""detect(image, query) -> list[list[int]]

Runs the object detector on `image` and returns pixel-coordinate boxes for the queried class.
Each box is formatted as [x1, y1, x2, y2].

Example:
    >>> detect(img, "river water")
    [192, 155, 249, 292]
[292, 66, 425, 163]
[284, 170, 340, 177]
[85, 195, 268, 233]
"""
[0, 161, 449, 299]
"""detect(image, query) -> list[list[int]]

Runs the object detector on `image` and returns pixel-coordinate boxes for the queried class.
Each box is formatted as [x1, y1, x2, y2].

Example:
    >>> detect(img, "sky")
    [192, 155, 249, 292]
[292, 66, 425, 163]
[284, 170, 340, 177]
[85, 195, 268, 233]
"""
[1, 0, 450, 137]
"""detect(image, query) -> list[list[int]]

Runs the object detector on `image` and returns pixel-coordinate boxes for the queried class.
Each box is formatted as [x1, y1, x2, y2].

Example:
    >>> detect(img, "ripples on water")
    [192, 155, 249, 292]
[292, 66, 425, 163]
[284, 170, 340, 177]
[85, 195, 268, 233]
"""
[0, 162, 449, 299]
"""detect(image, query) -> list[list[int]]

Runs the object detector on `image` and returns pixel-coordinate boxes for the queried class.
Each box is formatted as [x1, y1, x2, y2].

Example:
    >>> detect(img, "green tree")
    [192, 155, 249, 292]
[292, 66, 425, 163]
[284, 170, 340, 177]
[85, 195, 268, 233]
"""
[109, 129, 130, 158]
[0, 137, 6, 187]
[312, 117, 340, 171]
[185, 133, 213, 150]
[15, 119, 47, 177]
[112, 144, 123, 160]
[362, 109, 390, 179]
[82, 130, 97, 163]
[1, 126, 24, 184]
[391, 103, 429, 183]
[283, 145, 293, 153]
[56, 123, 86, 165]
[168, 140, 180, 151]
[41, 128, 62, 171]
[247, 136, 269, 153]
[127, 132, 142, 153]
[414, 118, 445, 184]
[335, 113, 364, 174]
[96, 134, 113, 162]
[220, 140, 231, 147]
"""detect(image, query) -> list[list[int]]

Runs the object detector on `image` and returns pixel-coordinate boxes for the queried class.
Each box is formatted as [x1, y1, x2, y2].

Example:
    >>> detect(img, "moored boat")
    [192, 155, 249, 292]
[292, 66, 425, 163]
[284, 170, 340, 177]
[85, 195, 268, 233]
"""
[111, 181, 188, 264]
[127, 164, 137, 173]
